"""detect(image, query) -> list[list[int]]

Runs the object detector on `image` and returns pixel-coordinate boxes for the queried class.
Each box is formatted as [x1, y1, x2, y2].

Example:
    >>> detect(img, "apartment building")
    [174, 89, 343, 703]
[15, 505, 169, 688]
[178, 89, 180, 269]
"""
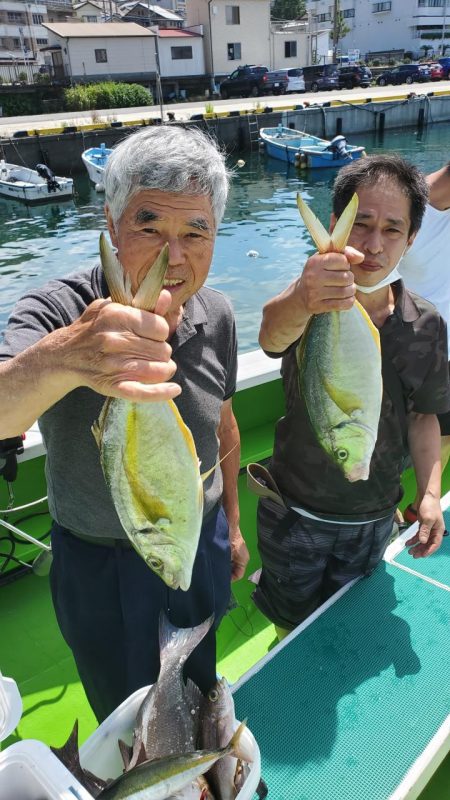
[0, 0, 74, 64]
[305, 0, 450, 60]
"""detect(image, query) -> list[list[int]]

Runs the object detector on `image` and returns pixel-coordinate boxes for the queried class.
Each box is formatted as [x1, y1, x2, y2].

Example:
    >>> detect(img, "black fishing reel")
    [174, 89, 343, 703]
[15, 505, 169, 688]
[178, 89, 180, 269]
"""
[0, 435, 24, 483]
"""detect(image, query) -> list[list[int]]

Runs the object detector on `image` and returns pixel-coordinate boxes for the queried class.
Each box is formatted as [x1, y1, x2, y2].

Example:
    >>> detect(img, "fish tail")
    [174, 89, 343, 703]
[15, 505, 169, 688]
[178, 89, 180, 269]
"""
[227, 720, 253, 763]
[159, 612, 214, 667]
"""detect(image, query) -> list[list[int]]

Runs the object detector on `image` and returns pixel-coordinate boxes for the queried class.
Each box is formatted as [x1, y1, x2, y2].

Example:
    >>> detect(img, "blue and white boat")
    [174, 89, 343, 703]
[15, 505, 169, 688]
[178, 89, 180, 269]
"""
[81, 144, 112, 190]
[260, 126, 366, 168]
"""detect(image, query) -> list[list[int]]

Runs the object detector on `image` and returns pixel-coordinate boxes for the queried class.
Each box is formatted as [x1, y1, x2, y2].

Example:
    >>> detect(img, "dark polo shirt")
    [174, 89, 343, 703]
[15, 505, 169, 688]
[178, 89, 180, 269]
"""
[0, 264, 237, 540]
[268, 281, 450, 522]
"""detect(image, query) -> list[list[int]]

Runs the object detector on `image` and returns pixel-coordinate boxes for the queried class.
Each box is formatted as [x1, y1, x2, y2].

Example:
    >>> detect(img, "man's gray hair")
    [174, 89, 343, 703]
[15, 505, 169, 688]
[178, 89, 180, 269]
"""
[104, 125, 231, 229]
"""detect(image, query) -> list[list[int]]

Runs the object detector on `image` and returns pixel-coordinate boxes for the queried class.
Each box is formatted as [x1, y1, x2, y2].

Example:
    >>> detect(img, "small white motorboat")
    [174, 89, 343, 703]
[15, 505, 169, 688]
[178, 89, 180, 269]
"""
[0, 160, 74, 203]
[81, 144, 112, 191]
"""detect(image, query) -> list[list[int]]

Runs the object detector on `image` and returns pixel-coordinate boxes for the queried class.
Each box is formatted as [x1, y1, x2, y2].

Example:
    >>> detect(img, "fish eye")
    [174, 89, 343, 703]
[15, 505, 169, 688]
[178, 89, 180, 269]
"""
[336, 448, 348, 462]
[148, 557, 163, 571]
[208, 688, 219, 702]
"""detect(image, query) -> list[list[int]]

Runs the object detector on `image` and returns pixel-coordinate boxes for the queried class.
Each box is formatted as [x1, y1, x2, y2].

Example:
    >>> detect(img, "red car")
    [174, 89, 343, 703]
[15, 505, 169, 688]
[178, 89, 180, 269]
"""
[425, 63, 444, 81]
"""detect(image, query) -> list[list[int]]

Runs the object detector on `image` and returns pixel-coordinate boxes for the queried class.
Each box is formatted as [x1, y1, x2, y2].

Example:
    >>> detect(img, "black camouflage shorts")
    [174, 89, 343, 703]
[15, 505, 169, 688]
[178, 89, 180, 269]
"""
[253, 497, 395, 631]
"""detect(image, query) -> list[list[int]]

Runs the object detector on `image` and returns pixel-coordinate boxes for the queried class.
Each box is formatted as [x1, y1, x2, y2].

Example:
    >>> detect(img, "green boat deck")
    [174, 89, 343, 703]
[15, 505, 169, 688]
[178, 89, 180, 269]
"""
[0, 375, 449, 797]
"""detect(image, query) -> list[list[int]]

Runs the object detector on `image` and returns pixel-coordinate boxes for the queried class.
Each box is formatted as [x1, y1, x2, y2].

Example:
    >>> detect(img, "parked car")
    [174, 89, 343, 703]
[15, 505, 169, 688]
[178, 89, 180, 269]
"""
[219, 65, 269, 98]
[425, 62, 444, 80]
[302, 64, 339, 92]
[438, 56, 450, 78]
[262, 67, 305, 95]
[337, 65, 372, 89]
[377, 64, 429, 86]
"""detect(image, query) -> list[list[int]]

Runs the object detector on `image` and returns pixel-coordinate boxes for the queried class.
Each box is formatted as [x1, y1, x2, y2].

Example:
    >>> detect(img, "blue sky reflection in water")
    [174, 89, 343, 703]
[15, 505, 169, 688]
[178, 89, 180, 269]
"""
[1, 122, 450, 353]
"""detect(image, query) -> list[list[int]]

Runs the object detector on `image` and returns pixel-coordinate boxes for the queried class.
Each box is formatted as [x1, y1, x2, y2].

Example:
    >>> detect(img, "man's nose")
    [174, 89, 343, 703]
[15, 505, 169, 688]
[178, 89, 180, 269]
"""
[167, 238, 185, 265]
[364, 228, 383, 254]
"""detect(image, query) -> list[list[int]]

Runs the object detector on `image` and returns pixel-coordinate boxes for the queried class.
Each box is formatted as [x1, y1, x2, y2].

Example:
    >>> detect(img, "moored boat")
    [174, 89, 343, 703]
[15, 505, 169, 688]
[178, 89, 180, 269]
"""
[0, 161, 73, 203]
[260, 125, 366, 168]
[81, 144, 112, 190]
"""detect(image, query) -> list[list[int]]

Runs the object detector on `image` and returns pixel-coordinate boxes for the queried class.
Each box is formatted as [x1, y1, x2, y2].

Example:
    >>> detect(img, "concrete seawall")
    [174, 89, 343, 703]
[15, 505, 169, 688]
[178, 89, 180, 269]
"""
[0, 93, 448, 175]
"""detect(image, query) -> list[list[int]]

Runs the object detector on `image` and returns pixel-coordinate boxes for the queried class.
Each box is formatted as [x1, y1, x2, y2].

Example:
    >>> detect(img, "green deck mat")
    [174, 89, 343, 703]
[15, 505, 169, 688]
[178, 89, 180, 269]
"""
[233, 562, 450, 800]
[391, 510, 450, 588]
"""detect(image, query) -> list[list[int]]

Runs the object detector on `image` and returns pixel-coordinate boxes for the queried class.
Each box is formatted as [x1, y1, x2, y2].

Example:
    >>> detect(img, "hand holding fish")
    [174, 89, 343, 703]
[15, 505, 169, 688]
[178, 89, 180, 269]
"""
[298, 246, 362, 315]
[64, 291, 181, 402]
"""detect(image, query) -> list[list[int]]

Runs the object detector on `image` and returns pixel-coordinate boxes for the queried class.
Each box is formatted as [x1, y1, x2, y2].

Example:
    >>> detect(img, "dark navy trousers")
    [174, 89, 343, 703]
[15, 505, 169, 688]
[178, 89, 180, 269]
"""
[49, 507, 231, 722]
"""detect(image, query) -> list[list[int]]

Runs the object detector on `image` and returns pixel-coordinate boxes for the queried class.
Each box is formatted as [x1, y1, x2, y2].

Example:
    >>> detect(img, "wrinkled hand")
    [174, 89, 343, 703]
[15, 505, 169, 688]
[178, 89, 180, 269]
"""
[298, 246, 363, 315]
[229, 525, 250, 581]
[60, 289, 181, 402]
[405, 494, 445, 558]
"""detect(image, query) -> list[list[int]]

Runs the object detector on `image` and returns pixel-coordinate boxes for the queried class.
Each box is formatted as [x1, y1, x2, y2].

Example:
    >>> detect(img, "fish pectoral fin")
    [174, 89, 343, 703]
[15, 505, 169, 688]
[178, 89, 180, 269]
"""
[296, 193, 331, 254]
[201, 442, 239, 483]
[321, 371, 362, 418]
[99, 232, 132, 305]
[132, 243, 169, 312]
[331, 193, 359, 252]
[118, 738, 133, 771]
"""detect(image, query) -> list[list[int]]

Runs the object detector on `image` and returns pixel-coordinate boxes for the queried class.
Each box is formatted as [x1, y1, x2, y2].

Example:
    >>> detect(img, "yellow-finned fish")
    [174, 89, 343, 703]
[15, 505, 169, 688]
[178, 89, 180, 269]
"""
[92, 234, 203, 591]
[296, 194, 382, 482]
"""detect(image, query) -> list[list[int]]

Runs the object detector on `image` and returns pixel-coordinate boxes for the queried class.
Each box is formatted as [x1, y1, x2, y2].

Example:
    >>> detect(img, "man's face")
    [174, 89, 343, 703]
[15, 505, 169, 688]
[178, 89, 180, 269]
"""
[105, 189, 216, 311]
[334, 178, 416, 288]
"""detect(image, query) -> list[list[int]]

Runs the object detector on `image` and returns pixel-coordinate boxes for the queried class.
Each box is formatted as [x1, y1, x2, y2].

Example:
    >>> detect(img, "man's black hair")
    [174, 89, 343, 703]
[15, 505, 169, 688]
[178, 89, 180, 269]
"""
[332, 154, 428, 236]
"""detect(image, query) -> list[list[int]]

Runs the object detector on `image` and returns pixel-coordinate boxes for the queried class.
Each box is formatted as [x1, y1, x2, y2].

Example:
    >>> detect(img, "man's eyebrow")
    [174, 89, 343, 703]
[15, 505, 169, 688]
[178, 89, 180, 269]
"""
[135, 209, 159, 224]
[355, 211, 407, 227]
[188, 217, 211, 232]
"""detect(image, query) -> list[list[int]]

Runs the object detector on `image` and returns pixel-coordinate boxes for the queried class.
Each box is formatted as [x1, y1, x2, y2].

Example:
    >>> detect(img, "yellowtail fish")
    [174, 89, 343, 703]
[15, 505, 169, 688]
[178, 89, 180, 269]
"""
[97, 722, 249, 800]
[296, 194, 382, 482]
[92, 234, 203, 591]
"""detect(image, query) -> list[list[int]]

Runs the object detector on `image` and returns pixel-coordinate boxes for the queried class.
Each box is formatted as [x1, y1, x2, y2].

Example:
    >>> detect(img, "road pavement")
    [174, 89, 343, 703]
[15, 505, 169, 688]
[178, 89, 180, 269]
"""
[0, 80, 448, 138]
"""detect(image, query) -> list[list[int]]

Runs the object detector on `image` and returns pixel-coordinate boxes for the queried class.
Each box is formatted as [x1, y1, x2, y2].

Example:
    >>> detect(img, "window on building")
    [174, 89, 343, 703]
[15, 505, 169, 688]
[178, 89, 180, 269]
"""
[372, 1, 391, 11]
[171, 45, 193, 59]
[83, 15, 98, 22]
[342, 8, 355, 18]
[227, 42, 241, 60]
[13, 38, 21, 48]
[36, 38, 48, 45]
[95, 49, 108, 62]
[315, 12, 331, 22]
[285, 41, 297, 58]
[8, 12, 23, 22]
[418, 0, 443, 6]
[32, 14, 44, 24]
[225, 6, 240, 24]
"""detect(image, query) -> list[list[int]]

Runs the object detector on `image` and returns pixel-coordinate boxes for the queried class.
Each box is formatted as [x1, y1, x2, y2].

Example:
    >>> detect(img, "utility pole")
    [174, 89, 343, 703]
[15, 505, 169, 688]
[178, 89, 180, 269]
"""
[332, 0, 339, 62]
[148, 1, 164, 120]
[442, 0, 448, 55]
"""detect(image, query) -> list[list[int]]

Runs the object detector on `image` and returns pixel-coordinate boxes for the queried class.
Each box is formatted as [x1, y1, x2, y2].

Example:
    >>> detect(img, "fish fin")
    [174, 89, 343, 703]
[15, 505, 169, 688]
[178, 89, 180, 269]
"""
[50, 719, 80, 767]
[132, 243, 169, 312]
[91, 398, 112, 451]
[118, 738, 133, 771]
[159, 612, 214, 668]
[99, 232, 132, 305]
[296, 193, 331, 254]
[135, 742, 148, 767]
[201, 442, 239, 483]
[256, 777, 269, 799]
[316, 360, 361, 417]
[227, 720, 253, 763]
[330, 193, 359, 252]
[167, 399, 199, 466]
[354, 299, 381, 352]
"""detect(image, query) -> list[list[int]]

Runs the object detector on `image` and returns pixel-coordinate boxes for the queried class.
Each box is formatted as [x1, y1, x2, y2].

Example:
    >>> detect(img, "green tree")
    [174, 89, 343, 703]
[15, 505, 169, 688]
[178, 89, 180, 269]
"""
[271, 0, 306, 21]
[331, 1, 350, 59]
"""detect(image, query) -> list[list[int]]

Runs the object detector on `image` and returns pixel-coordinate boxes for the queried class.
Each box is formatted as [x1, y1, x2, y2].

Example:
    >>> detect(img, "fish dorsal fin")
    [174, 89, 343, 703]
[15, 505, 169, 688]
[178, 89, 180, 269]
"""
[50, 719, 80, 766]
[132, 243, 169, 312]
[135, 742, 148, 767]
[99, 232, 133, 305]
[354, 299, 381, 352]
[296, 192, 359, 254]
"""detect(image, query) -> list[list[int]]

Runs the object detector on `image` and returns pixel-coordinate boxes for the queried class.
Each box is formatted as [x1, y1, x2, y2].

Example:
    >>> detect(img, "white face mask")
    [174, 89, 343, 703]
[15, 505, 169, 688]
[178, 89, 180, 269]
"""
[354, 246, 409, 294]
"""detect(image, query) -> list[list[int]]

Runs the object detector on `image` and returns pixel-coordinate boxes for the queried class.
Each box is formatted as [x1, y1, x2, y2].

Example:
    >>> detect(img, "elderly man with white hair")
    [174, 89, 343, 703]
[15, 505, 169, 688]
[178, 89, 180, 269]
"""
[0, 125, 248, 722]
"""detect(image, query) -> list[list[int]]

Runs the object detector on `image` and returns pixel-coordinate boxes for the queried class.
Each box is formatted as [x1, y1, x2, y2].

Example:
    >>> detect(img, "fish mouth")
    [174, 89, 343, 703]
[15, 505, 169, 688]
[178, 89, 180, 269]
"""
[346, 464, 371, 482]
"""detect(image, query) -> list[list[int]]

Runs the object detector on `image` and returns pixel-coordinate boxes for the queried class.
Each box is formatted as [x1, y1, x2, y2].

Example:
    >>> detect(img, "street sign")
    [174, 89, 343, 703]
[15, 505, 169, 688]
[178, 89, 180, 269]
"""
[348, 49, 360, 62]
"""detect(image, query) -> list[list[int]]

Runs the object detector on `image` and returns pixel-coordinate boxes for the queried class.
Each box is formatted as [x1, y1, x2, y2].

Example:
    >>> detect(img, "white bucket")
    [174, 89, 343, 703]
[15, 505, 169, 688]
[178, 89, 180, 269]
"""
[0, 671, 22, 746]
[0, 739, 93, 800]
[80, 685, 261, 799]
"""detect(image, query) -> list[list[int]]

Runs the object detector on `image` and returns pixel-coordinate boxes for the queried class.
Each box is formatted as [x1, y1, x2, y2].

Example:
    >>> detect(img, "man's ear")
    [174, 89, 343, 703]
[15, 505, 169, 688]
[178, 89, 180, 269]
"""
[104, 205, 118, 248]
[329, 212, 337, 234]
[406, 231, 416, 251]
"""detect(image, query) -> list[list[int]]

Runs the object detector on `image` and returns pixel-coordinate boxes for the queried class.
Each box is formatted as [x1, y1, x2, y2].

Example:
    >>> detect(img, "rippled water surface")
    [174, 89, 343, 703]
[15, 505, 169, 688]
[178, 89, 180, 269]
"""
[1, 122, 450, 352]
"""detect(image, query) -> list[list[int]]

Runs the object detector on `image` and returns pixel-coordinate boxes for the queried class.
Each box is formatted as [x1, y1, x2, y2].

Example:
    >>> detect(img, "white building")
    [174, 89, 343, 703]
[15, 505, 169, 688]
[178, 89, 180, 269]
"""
[42, 21, 157, 81]
[0, 0, 74, 64]
[305, 0, 450, 61]
[73, 2, 105, 23]
[158, 28, 204, 77]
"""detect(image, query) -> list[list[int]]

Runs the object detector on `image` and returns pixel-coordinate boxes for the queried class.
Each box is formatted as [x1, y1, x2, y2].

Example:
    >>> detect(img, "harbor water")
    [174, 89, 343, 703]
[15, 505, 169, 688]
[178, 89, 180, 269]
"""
[1, 122, 450, 353]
